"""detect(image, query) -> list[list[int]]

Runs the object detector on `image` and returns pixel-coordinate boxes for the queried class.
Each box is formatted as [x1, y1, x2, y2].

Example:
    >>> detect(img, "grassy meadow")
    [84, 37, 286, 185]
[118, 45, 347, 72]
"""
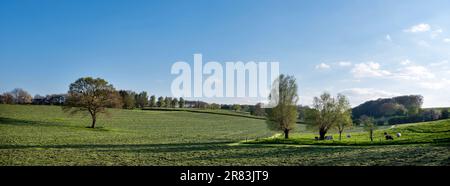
[0, 104, 449, 166]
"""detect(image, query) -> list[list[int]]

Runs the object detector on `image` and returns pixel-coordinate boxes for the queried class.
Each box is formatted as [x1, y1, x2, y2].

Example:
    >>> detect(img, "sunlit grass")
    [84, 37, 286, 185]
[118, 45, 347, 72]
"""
[0, 104, 449, 166]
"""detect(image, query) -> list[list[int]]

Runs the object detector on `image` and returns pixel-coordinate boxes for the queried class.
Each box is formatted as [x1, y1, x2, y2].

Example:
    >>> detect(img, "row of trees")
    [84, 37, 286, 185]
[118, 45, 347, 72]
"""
[61, 77, 198, 128]
[264, 75, 353, 140]
[118, 90, 186, 109]
[264, 73, 355, 140]
[265, 74, 388, 141]
[155, 96, 185, 108]
[387, 109, 449, 125]
[8, 76, 445, 143]
[0, 88, 33, 104]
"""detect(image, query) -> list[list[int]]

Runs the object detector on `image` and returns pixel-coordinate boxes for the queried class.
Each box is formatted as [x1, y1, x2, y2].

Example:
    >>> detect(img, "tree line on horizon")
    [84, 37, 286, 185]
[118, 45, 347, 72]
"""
[1, 76, 448, 140]
[0, 87, 265, 113]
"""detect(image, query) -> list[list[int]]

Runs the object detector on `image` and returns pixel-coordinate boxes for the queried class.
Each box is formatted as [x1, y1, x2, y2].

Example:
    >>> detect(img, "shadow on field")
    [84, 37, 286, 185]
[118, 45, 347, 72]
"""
[0, 117, 61, 127]
[0, 142, 235, 152]
[0, 117, 107, 130]
[0, 141, 365, 155]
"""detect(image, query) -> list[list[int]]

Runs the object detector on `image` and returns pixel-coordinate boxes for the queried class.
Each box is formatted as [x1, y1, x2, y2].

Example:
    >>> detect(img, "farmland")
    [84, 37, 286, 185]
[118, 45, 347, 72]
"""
[0, 104, 449, 166]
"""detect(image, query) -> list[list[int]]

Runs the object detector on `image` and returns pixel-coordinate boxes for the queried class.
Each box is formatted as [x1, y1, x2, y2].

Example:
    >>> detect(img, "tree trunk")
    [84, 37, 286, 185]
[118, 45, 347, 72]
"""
[370, 130, 373, 142]
[90, 114, 96, 128]
[284, 129, 289, 139]
[339, 131, 342, 141]
[319, 129, 326, 140]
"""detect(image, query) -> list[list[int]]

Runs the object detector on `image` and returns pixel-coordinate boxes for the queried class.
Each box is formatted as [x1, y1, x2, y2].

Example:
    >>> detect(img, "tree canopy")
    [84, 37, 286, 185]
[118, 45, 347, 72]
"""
[352, 95, 423, 119]
[63, 77, 121, 128]
[266, 74, 299, 139]
[306, 93, 352, 140]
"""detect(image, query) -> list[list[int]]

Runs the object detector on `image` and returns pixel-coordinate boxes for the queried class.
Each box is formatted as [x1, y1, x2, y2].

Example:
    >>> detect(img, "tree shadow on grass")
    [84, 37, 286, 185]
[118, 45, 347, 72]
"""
[0, 142, 232, 152]
[186, 144, 369, 162]
[0, 141, 365, 156]
[0, 117, 110, 131]
[0, 117, 60, 127]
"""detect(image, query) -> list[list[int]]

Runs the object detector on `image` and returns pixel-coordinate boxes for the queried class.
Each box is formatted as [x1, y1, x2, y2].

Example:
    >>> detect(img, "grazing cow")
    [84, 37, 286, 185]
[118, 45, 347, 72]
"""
[384, 132, 394, 140]
[346, 134, 351, 138]
[325, 136, 334, 140]
[396, 133, 401, 137]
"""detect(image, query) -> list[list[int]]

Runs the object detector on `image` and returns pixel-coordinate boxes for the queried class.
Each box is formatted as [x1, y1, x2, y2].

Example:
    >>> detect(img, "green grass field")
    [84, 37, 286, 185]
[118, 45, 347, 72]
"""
[1, 104, 449, 166]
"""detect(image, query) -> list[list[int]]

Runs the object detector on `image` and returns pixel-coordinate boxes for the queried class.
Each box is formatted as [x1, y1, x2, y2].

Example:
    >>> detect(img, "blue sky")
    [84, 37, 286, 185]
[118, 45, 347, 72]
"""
[1, 0, 449, 107]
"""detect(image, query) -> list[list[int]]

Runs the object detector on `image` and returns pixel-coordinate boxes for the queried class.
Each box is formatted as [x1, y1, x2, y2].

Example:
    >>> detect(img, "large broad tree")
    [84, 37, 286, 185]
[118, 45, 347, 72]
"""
[306, 93, 352, 140]
[63, 77, 120, 128]
[266, 74, 299, 139]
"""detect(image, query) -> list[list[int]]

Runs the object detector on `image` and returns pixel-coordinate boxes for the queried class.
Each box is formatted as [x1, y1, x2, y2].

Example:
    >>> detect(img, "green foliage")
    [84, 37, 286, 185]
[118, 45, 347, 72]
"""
[306, 93, 352, 140]
[442, 109, 449, 119]
[149, 95, 156, 107]
[352, 95, 423, 119]
[63, 77, 121, 128]
[421, 109, 442, 121]
[231, 104, 241, 112]
[361, 116, 377, 142]
[157, 96, 165, 107]
[209, 103, 221, 110]
[179, 97, 185, 108]
[266, 74, 299, 139]
[171, 98, 178, 108]
[380, 102, 407, 116]
[134, 91, 148, 108]
[251, 103, 266, 116]
[164, 97, 171, 108]
[118, 90, 136, 109]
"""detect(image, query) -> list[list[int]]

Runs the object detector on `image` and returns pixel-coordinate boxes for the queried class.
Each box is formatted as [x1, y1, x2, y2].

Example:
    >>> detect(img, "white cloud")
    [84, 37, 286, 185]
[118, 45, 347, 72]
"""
[431, 28, 443, 38]
[338, 61, 352, 67]
[349, 61, 446, 90]
[386, 34, 392, 41]
[418, 80, 449, 90]
[417, 40, 431, 47]
[351, 62, 391, 78]
[393, 65, 435, 80]
[400, 59, 411, 65]
[429, 60, 449, 67]
[443, 38, 450, 43]
[339, 88, 399, 106]
[404, 23, 431, 33]
[315, 63, 331, 70]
